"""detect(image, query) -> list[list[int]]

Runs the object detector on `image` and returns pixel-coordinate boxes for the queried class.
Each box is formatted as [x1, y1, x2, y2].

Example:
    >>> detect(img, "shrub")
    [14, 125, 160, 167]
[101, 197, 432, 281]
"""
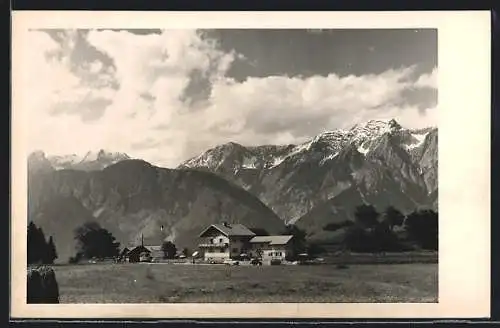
[27, 266, 59, 304]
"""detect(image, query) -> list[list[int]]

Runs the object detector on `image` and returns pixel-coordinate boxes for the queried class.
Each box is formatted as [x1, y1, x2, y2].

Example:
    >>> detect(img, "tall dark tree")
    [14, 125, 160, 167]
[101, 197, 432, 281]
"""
[27, 222, 39, 264]
[43, 236, 58, 264]
[384, 206, 405, 231]
[405, 209, 438, 250]
[28, 222, 48, 265]
[161, 241, 177, 259]
[74, 221, 120, 260]
[354, 204, 380, 230]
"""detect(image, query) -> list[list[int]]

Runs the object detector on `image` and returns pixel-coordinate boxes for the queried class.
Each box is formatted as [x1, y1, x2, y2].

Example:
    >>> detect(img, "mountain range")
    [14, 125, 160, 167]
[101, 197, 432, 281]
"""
[28, 149, 131, 173]
[27, 118, 437, 262]
[179, 119, 437, 227]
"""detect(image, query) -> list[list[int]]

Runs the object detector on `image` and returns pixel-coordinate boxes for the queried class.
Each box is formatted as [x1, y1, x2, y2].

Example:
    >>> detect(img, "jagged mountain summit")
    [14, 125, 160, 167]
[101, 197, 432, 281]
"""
[28, 149, 131, 172]
[179, 118, 438, 240]
[181, 119, 431, 172]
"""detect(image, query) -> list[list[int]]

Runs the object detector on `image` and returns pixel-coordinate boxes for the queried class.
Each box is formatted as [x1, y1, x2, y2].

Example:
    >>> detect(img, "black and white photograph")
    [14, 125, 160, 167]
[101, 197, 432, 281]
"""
[11, 11, 490, 318]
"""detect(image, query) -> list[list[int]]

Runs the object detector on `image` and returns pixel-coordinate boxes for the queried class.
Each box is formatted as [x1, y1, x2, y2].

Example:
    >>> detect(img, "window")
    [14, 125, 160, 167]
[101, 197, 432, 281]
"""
[219, 238, 223, 243]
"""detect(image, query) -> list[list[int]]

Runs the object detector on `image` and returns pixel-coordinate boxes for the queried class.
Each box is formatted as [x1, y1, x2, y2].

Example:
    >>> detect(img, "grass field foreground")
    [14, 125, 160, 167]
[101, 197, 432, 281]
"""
[52, 263, 438, 303]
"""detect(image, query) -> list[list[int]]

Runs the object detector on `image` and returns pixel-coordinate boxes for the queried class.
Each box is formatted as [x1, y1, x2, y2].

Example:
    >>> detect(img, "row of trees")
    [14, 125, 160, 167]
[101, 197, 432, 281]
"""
[281, 205, 438, 257]
[70, 222, 188, 262]
[27, 222, 58, 265]
[324, 205, 438, 252]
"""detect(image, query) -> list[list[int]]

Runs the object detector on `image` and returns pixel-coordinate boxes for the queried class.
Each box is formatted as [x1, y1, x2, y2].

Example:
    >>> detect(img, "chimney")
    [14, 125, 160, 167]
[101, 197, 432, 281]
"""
[141, 234, 144, 247]
[222, 221, 230, 227]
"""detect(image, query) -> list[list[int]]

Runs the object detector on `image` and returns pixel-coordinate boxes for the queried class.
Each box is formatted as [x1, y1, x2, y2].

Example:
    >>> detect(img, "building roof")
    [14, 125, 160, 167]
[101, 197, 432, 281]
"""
[145, 245, 162, 252]
[249, 235, 294, 245]
[128, 245, 151, 255]
[199, 223, 256, 237]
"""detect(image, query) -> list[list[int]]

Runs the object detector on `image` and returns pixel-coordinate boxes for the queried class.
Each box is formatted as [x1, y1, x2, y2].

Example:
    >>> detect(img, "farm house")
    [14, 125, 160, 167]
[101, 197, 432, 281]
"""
[197, 222, 294, 263]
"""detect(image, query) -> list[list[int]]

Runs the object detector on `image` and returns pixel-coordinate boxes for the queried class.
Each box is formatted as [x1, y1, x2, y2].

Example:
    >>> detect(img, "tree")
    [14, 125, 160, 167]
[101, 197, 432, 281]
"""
[354, 204, 380, 230]
[383, 206, 405, 231]
[282, 224, 307, 259]
[43, 236, 58, 264]
[342, 224, 371, 252]
[27, 222, 59, 265]
[161, 241, 177, 259]
[28, 222, 49, 265]
[371, 220, 406, 252]
[405, 209, 438, 250]
[182, 247, 189, 257]
[74, 221, 120, 260]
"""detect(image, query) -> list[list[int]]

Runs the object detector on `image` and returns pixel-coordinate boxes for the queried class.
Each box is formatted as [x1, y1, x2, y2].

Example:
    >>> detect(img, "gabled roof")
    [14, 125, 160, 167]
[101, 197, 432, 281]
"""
[249, 235, 294, 245]
[129, 245, 151, 255]
[199, 223, 256, 238]
[120, 247, 130, 255]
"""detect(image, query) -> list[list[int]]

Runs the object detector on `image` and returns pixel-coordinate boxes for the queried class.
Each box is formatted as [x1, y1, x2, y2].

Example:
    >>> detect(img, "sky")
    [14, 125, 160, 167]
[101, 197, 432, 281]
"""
[23, 28, 437, 168]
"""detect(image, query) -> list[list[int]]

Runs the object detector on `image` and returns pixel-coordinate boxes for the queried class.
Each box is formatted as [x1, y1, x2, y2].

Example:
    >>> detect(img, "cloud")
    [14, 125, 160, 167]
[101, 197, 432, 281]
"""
[415, 66, 437, 89]
[23, 29, 438, 168]
[89, 60, 103, 74]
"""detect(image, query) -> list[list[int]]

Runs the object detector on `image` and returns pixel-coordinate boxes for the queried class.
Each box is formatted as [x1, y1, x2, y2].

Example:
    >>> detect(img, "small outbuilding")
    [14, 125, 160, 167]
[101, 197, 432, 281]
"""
[128, 245, 151, 263]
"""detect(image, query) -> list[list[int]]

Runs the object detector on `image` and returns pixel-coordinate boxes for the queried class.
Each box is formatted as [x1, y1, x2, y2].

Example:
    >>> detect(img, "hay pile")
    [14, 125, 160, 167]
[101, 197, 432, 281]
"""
[27, 265, 59, 304]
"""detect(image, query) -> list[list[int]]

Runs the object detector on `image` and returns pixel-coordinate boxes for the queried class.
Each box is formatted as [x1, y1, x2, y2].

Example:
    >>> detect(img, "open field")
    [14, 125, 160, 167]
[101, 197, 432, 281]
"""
[52, 262, 438, 303]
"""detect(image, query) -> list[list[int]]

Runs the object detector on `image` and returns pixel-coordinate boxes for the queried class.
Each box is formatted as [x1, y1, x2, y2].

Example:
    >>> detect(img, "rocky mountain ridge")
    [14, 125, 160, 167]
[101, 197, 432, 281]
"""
[28, 149, 131, 172]
[179, 119, 438, 237]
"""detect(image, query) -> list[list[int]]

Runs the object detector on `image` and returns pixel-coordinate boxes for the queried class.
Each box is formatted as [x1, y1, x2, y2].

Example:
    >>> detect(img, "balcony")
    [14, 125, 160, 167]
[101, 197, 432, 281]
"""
[198, 242, 229, 248]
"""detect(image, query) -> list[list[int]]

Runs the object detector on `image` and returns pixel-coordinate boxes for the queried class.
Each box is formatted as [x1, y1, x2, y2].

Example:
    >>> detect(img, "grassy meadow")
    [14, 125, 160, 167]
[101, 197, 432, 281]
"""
[52, 262, 438, 303]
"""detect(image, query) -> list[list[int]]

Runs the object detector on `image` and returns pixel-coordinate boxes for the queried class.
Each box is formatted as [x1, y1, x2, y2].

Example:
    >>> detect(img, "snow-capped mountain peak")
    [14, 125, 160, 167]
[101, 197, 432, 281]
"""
[350, 118, 401, 131]
[180, 118, 432, 171]
[348, 119, 402, 144]
[78, 149, 130, 163]
[177, 117, 437, 226]
[28, 149, 132, 171]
